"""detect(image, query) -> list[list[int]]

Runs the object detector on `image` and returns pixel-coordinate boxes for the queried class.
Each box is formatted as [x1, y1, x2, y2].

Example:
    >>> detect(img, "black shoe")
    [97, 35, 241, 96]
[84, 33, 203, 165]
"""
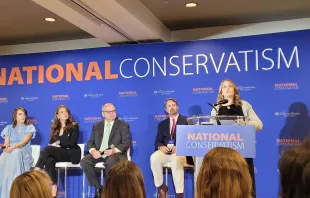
[94, 184, 103, 198]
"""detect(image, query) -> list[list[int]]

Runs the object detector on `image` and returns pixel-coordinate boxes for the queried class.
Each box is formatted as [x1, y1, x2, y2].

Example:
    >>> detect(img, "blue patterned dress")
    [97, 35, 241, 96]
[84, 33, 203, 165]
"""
[0, 124, 36, 198]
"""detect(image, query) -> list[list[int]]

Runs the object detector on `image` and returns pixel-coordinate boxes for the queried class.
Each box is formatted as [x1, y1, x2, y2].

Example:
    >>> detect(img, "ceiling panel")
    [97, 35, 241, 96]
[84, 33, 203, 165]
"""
[140, 0, 310, 30]
[0, 0, 92, 45]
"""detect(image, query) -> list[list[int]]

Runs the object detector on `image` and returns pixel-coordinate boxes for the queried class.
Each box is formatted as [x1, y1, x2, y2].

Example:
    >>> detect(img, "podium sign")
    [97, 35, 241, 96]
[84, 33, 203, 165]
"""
[176, 125, 256, 158]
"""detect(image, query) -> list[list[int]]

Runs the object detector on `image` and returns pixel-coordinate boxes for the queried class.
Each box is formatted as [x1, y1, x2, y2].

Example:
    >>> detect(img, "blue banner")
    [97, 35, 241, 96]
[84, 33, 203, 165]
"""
[176, 125, 256, 158]
[0, 29, 309, 198]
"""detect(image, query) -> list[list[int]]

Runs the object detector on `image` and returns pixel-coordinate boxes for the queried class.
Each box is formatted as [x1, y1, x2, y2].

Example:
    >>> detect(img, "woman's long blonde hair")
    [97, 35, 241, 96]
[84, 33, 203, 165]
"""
[196, 147, 252, 198]
[217, 79, 242, 105]
[10, 170, 52, 198]
[102, 161, 146, 198]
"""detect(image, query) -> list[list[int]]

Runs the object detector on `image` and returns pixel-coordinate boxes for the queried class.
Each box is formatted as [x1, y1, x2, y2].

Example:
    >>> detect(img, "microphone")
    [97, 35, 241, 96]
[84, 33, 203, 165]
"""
[208, 99, 229, 113]
[214, 99, 228, 106]
[208, 100, 228, 125]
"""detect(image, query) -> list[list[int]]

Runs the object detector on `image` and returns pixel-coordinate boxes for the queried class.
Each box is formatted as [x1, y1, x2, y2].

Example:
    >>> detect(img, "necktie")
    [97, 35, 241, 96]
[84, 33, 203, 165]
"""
[100, 122, 112, 158]
[170, 118, 176, 139]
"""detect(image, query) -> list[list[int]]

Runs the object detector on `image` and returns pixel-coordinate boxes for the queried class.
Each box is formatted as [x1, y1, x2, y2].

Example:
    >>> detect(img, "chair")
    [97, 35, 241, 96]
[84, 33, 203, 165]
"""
[31, 145, 41, 167]
[157, 162, 194, 198]
[87, 148, 131, 198]
[55, 144, 85, 198]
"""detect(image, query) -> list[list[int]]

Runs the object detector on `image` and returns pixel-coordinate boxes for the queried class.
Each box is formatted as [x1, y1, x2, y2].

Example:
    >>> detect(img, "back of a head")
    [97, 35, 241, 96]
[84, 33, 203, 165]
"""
[10, 170, 52, 198]
[302, 137, 310, 149]
[102, 161, 146, 198]
[279, 145, 310, 198]
[196, 147, 252, 198]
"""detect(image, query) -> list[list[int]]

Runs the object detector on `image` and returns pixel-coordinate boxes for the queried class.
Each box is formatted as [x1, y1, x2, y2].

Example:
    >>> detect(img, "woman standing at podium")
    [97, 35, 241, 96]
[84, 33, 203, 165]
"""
[211, 79, 263, 198]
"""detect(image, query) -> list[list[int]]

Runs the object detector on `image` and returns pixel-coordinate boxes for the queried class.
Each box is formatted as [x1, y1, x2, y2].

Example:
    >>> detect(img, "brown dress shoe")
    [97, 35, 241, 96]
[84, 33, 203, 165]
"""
[176, 193, 184, 198]
[158, 184, 168, 198]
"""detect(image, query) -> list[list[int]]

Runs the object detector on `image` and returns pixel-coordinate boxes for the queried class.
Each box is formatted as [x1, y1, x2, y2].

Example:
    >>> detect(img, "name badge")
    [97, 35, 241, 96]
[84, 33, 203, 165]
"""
[167, 140, 174, 149]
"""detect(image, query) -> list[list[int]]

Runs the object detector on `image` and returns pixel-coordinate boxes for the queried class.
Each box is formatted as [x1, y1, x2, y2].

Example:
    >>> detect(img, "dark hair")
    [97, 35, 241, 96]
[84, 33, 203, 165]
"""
[102, 161, 146, 198]
[50, 105, 77, 139]
[279, 145, 310, 198]
[164, 98, 178, 108]
[12, 107, 30, 128]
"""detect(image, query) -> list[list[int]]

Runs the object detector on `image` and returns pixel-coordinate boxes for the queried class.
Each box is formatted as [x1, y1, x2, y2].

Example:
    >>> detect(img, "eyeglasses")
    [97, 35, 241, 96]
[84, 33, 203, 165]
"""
[102, 110, 116, 114]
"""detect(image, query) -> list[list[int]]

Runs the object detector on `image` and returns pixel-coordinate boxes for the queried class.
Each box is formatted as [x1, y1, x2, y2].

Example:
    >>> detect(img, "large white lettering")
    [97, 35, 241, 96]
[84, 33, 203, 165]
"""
[116, 46, 300, 79]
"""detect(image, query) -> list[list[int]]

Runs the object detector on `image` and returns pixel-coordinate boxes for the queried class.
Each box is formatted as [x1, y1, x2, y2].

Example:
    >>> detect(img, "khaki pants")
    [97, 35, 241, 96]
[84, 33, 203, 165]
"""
[150, 150, 186, 193]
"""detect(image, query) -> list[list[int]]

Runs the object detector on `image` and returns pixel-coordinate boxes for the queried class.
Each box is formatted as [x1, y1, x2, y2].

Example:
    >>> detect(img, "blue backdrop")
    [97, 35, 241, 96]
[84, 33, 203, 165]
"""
[0, 29, 309, 198]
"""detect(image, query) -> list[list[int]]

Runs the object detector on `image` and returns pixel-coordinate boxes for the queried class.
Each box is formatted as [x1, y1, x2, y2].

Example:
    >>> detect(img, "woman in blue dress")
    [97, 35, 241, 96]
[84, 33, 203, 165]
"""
[0, 107, 36, 198]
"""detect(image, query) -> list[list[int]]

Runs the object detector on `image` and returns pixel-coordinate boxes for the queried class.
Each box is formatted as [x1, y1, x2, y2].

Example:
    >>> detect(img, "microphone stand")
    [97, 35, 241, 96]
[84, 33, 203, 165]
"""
[208, 103, 221, 125]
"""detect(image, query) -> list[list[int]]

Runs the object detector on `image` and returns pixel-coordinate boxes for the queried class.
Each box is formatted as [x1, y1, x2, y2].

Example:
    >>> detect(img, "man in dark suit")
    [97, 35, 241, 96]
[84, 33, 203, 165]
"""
[150, 98, 193, 198]
[80, 103, 132, 198]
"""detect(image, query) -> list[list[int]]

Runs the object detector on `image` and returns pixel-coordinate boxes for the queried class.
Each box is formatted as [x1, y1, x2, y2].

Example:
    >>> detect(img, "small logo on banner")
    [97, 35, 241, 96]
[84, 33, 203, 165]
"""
[153, 90, 175, 95]
[237, 85, 256, 91]
[153, 193, 175, 197]
[84, 93, 104, 99]
[118, 116, 138, 122]
[0, 97, 8, 103]
[154, 114, 168, 121]
[275, 111, 300, 117]
[28, 118, 38, 125]
[276, 139, 302, 146]
[119, 91, 138, 97]
[21, 96, 39, 102]
[0, 121, 8, 126]
[84, 117, 102, 123]
[52, 95, 70, 101]
[192, 87, 214, 94]
[58, 191, 65, 197]
[132, 140, 138, 148]
[274, 83, 299, 90]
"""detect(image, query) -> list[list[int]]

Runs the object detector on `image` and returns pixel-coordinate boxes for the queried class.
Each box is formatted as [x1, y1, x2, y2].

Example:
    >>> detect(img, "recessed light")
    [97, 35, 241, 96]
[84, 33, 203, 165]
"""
[185, 2, 197, 8]
[45, 18, 55, 22]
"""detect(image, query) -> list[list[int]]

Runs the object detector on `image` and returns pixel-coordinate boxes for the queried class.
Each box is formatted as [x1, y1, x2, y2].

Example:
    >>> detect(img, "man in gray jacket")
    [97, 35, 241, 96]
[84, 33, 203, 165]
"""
[81, 103, 132, 198]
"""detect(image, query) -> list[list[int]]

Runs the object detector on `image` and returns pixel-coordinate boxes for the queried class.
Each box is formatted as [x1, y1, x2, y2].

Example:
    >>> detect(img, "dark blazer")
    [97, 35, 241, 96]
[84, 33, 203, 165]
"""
[49, 124, 81, 164]
[87, 118, 132, 160]
[155, 114, 194, 165]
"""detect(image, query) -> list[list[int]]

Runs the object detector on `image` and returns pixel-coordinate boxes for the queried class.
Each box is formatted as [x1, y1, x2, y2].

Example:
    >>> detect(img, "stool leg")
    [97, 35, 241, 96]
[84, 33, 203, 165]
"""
[64, 167, 67, 198]
[101, 169, 103, 185]
[165, 168, 168, 198]
[57, 168, 60, 197]
[57, 168, 60, 188]
[184, 168, 186, 198]
[156, 187, 158, 198]
[82, 173, 85, 198]
[165, 168, 168, 186]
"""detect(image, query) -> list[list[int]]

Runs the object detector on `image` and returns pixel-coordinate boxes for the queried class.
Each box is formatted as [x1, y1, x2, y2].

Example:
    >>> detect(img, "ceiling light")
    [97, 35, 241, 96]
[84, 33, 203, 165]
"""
[185, 2, 197, 8]
[45, 18, 56, 22]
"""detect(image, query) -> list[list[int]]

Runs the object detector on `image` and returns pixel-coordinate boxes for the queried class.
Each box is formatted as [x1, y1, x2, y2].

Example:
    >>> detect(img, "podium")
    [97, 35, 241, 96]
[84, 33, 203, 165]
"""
[176, 115, 256, 192]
